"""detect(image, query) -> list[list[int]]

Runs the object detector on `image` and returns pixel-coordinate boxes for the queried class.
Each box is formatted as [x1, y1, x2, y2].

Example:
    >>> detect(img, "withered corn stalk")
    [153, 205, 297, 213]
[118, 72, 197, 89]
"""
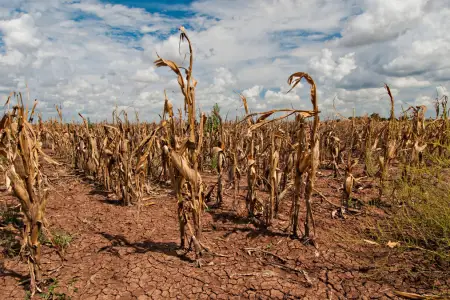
[400, 105, 427, 182]
[155, 26, 208, 262]
[272, 132, 281, 217]
[229, 121, 241, 210]
[266, 130, 280, 224]
[213, 109, 225, 207]
[378, 84, 397, 198]
[287, 72, 320, 241]
[0, 94, 57, 296]
[246, 155, 258, 216]
[324, 127, 341, 178]
[362, 117, 377, 177]
[238, 94, 258, 216]
[342, 109, 356, 210]
[212, 145, 225, 206]
[289, 116, 307, 237]
[242, 105, 316, 227]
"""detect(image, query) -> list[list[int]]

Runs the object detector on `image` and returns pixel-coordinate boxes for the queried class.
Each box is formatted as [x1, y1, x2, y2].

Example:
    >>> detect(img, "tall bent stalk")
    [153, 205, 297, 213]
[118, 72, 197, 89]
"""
[287, 72, 320, 242]
[378, 84, 397, 199]
[155, 26, 207, 263]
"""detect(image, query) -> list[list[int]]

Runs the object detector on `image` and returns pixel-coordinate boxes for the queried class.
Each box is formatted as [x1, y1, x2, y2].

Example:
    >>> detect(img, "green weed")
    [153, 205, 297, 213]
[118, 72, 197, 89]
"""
[372, 154, 450, 264]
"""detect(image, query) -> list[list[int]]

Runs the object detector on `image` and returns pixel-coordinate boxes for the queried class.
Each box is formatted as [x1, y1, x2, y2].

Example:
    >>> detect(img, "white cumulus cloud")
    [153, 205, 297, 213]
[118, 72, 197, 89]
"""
[0, 0, 447, 120]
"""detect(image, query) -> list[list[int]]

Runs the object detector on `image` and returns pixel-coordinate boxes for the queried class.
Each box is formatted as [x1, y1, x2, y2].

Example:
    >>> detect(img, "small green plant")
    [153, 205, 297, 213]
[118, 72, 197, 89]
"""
[38, 279, 70, 300]
[68, 277, 79, 294]
[38, 229, 73, 252]
[53, 230, 73, 251]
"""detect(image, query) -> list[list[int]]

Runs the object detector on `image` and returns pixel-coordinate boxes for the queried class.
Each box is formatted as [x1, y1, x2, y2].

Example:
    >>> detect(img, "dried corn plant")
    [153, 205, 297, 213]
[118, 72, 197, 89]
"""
[228, 120, 242, 210]
[378, 84, 398, 198]
[270, 131, 281, 219]
[44, 104, 166, 210]
[241, 105, 316, 228]
[287, 72, 320, 242]
[212, 109, 225, 207]
[155, 26, 209, 263]
[288, 116, 307, 237]
[342, 109, 356, 210]
[0, 94, 57, 295]
[236, 94, 259, 217]
[399, 105, 428, 183]
[362, 117, 380, 177]
[279, 129, 295, 198]
[322, 124, 342, 178]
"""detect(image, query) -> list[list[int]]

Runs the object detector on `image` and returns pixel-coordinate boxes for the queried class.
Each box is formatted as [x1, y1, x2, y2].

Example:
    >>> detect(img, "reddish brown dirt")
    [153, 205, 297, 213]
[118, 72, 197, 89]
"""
[1, 158, 449, 299]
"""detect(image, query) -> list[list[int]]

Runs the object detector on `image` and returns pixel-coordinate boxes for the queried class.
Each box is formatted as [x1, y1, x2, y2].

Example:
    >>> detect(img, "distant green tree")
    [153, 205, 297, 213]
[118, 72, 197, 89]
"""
[205, 103, 221, 133]
[370, 113, 381, 121]
[87, 117, 93, 128]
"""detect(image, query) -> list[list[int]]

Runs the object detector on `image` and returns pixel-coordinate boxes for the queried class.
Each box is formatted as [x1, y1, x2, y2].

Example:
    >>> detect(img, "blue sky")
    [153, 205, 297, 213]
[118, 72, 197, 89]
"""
[101, 0, 194, 15]
[0, 0, 448, 121]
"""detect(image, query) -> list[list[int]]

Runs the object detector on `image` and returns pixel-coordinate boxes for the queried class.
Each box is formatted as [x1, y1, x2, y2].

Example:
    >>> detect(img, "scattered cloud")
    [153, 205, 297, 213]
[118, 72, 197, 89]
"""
[338, 0, 428, 47]
[0, 0, 448, 121]
[243, 85, 263, 100]
[308, 49, 357, 82]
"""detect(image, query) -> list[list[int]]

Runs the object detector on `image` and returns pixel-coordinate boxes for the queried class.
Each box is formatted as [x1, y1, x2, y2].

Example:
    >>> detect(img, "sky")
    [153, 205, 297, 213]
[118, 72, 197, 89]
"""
[0, 0, 448, 122]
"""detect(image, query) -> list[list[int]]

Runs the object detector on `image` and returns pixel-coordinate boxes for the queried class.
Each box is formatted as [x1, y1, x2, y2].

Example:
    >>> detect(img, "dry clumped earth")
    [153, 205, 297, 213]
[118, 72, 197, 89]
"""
[1, 154, 449, 300]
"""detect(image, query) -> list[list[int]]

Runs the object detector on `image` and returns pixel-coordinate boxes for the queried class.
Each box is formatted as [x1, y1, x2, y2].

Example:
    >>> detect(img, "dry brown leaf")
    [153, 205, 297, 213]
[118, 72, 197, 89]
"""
[387, 241, 400, 248]
[392, 291, 440, 299]
[363, 239, 380, 246]
[212, 146, 223, 155]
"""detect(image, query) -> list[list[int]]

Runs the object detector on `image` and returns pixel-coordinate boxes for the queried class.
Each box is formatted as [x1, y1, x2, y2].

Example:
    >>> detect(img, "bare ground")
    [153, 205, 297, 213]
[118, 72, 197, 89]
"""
[1, 156, 449, 299]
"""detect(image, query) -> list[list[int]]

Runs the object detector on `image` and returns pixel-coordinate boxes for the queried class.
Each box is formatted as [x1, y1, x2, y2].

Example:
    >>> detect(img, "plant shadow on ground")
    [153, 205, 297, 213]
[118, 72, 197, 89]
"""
[210, 210, 252, 225]
[1, 263, 77, 296]
[97, 232, 194, 262]
[98, 198, 123, 206]
[208, 210, 290, 239]
[85, 187, 124, 206]
[87, 189, 109, 197]
[0, 264, 29, 293]
[0, 264, 28, 282]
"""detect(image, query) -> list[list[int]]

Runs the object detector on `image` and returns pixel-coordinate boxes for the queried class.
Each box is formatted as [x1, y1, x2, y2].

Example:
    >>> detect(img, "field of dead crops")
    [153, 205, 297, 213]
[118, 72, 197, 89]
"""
[1, 27, 449, 300]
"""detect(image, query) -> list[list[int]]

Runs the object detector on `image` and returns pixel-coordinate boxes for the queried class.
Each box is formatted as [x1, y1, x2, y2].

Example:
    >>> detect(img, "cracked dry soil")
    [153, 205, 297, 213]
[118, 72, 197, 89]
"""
[1, 155, 449, 299]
